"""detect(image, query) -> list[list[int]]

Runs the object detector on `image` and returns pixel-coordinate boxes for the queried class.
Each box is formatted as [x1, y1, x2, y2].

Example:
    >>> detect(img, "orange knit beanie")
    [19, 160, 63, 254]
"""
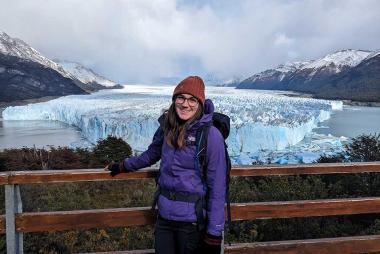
[173, 76, 205, 105]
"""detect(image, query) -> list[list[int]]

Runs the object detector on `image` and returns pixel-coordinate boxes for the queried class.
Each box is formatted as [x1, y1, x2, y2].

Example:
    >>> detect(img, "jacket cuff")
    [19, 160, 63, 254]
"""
[119, 161, 126, 173]
[203, 232, 222, 245]
[207, 223, 224, 237]
[122, 159, 134, 172]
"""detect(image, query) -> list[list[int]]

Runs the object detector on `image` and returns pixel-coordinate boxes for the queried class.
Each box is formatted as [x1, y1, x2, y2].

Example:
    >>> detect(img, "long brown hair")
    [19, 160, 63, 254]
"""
[163, 102, 203, 148]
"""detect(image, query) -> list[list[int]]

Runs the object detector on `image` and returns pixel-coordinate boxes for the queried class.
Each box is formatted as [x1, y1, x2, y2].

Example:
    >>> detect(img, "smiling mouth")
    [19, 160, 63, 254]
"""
[179, 108, 191, 113]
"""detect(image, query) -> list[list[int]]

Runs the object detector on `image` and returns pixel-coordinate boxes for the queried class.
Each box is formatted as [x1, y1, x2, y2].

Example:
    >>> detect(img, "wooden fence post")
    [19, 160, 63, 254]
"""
[222, 230, 225, 254]
[5, 184, 23, 254]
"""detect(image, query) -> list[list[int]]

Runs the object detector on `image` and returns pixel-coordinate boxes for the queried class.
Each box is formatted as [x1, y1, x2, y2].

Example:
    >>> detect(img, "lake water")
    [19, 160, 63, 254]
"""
[1, 103, 379, 151]
[0, 119, 86, 150]
[314, 105, 380, 138]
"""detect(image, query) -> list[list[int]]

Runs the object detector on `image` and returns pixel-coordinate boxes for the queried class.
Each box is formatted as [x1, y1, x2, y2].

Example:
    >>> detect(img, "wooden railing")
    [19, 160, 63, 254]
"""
[1, 162, 380, 253]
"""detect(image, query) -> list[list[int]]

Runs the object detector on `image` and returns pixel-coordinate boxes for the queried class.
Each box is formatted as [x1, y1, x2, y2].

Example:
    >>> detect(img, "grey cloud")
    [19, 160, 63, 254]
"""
[0, 0, 379, 83]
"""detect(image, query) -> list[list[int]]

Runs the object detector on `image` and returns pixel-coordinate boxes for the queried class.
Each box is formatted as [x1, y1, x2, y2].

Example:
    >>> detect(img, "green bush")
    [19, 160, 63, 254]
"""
[0, 136, 133, 171]
[316, 153, 346, 163]
[317, 133, 380, 163]
[346, 133, 380, 162]
[93, 136, 132, 164]
[0, 154, 7, 171]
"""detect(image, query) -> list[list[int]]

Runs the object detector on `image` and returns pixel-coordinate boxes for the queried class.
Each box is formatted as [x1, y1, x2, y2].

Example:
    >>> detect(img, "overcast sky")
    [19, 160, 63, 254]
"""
[1, 0, 380, 84]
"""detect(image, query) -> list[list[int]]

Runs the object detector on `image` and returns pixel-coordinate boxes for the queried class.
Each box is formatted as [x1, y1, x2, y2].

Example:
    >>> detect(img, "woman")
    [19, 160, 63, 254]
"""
[106, 76, 226, 254]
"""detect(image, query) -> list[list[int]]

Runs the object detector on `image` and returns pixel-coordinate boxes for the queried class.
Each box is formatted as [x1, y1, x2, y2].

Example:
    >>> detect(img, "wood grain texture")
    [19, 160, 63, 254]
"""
[231, 197, 380, 221]
[78, 235, 380, 254]
[1, 162, 379, 185]
[6, 168, 158, 184]
[81, 250, 154, 254]
[225, 235, 380, 254]
[231, 162, 380, 176]
[0, 173, 8, 185]
[14, 197, 380, 233]
[16, 207, 156, 233]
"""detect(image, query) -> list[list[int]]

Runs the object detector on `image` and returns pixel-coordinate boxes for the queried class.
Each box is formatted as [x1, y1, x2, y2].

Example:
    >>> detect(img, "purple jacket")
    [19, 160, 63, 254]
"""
[123, 99, 226, 236]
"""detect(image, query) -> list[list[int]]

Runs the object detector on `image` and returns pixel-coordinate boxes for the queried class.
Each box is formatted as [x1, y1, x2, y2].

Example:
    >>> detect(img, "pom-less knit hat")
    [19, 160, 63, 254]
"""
[173, 76, 205, 105]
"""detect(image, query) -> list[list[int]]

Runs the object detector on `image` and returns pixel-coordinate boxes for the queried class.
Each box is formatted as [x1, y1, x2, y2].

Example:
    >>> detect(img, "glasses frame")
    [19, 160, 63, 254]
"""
[175, 94, 199, 107]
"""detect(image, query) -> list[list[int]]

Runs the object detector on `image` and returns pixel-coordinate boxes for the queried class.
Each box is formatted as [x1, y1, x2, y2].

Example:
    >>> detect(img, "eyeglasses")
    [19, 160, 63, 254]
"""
[175, 95, 199, 107]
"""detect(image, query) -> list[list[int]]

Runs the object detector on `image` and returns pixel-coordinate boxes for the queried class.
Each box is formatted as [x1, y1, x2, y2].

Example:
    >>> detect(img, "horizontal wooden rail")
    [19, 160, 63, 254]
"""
[81, 235, 380, 254]
[5, 168, 158, 185]
[232, 161, 380, 176]
[225, 234, 380, 254]
[230, 197, 380, 221]
[16, 207, 155, 233]
[83, 250, 154, 254]
[14, 197, 380, 233]
[0, 172, 7, 185]
[1, 161, 379, 185]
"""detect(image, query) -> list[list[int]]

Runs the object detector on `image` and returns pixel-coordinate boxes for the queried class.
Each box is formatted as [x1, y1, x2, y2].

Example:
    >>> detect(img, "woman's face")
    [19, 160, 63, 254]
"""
[175, 93, 199, 121]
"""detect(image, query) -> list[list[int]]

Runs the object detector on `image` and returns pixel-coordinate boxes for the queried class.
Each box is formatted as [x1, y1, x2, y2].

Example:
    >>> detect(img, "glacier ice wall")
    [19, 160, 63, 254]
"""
[3, 86, 343, 159]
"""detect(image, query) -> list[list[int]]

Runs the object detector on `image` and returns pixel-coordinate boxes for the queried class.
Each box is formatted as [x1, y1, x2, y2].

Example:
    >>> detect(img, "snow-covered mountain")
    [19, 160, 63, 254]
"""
[0, 32, 87, 102]
[216, 76, 243, 87]
[0, 31, 77, 80]
[301, 49, 372, 72]
[0, 31, 121, 102]
[243, 61, 310, 84]
[56, 60, 120, 90]
[238, 49, 380, 102]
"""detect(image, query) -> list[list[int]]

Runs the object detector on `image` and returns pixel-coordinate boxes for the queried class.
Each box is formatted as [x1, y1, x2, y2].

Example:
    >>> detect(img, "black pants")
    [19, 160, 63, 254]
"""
[155, 216, 201, 254]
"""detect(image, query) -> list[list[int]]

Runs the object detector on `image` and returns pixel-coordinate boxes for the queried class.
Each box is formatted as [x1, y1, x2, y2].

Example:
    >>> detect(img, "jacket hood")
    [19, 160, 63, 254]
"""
[201, 98, 214, 123]
[187, 99, 214, 130]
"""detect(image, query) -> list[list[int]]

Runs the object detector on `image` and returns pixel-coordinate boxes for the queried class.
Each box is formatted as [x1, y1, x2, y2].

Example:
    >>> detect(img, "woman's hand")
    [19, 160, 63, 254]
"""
[104, 161, 126, 177]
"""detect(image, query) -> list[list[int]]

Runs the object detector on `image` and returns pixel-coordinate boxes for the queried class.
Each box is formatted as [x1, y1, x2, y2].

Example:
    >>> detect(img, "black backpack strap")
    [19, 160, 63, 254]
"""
[151, 187, 161, 210]
[195, 123, 211, 186]
[197, 123, 234, 243]
[193, 123, 211, 231]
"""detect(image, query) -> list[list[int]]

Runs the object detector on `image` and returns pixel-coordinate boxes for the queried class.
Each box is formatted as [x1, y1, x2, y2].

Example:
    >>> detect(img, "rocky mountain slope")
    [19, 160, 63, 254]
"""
[237, 49, 380, 102]
[56, 60, 121, 91]
[0, 32, 87, 102]
[0, 54, 87, 102]
[0, 32, 120, 103]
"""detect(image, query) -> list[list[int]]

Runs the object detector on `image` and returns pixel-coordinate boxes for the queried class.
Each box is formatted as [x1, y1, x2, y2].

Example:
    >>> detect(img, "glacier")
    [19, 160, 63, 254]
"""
[2, 85, 344, 164]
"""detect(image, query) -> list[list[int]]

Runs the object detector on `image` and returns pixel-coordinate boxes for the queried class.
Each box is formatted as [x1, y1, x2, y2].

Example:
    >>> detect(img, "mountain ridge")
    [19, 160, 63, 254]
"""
[237, 49, 380, 102]
[55, 59, 122, 91]
[0, 54, 87, 103]
[0, 32, 121, 103]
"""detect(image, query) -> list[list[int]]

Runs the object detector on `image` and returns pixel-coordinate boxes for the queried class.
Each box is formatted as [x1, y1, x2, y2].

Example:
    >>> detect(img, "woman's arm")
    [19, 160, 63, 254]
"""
[205, 126, 227, 236]
[123, 126, 164, 171]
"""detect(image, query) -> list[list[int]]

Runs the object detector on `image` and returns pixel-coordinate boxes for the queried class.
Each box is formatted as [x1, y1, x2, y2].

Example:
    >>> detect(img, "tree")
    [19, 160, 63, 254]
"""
[346, 133, 380, 162]
[93, 136, 132, 164]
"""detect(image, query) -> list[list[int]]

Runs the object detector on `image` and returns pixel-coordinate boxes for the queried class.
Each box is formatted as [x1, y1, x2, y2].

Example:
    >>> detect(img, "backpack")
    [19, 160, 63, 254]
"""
[195, 112, 232, 236]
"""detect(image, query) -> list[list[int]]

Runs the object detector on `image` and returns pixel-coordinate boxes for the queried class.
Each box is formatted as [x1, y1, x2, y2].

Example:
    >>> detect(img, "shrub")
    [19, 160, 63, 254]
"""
[346, 133, 380, 162]
[316, 153, 345, 163]
[93, 136, 132, 164]
[0, 154, 7, 170]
